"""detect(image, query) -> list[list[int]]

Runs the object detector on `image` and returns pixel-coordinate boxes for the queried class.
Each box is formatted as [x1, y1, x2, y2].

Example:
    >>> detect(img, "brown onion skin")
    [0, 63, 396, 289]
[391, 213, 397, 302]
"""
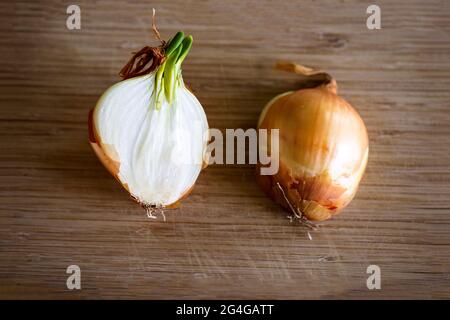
[257, 85, 369, 221]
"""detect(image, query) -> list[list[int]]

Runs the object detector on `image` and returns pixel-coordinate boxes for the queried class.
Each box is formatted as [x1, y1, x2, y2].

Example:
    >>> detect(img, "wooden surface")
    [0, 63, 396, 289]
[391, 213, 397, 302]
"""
[1, 0, 449, 299]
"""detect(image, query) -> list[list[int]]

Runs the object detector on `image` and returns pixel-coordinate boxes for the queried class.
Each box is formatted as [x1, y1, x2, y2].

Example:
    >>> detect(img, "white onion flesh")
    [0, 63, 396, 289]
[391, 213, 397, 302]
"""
[92, 73, 208, 207]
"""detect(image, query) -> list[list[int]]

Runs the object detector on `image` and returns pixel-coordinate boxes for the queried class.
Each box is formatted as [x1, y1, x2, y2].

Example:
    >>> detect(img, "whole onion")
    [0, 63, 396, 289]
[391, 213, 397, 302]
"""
[257, 62, 369, 222]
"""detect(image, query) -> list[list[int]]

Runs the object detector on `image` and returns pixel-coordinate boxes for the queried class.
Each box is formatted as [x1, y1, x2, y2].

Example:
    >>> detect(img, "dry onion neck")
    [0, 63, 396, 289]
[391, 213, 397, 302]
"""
[276, 61, 338, 94]
[119, 46, 165, 80]
[119, 13, 193, 108]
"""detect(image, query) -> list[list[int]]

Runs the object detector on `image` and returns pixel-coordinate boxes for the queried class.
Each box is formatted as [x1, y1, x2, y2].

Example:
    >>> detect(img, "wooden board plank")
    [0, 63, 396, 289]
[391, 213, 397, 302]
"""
[0, 0, 449, 299]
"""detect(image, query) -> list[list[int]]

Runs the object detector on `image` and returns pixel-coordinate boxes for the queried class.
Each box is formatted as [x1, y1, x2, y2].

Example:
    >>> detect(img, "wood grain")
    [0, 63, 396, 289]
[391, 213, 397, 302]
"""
[0, 0, 449, 299]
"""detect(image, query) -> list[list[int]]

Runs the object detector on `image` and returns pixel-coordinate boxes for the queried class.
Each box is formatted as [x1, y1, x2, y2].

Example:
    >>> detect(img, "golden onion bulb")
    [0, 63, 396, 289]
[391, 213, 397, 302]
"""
[257, 62, 369, 222]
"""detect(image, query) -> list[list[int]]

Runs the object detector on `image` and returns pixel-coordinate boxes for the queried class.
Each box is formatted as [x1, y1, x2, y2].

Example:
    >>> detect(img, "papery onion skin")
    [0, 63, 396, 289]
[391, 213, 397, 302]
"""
[257, 83, 369, 221]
